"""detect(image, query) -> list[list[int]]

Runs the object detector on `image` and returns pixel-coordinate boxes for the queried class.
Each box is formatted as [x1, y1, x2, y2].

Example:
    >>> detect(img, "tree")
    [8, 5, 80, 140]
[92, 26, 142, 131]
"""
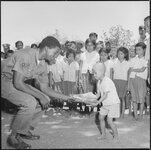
[52, 29, 68, 44]
[100, 25, 135, 48]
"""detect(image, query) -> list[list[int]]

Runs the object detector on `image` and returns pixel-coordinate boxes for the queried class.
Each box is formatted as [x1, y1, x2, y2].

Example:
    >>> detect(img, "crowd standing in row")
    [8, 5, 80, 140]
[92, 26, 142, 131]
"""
[1, 15, 150, 149]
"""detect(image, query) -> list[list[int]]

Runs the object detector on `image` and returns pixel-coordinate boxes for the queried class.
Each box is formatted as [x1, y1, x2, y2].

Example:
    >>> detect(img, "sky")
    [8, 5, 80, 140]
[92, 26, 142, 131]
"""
[1, 1, 150, 50]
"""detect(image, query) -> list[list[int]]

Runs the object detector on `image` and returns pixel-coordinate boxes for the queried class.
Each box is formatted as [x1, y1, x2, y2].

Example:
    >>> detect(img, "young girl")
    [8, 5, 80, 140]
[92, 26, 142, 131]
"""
[80, 38, 100, 93]
[111, 47, 130, 118]
[47, 56, 64, 113]
[128, 42, 148, 120]
[99, 50, 114, 79]
[80, 38, 99, 115]
[129, 45, 136, 60]
[62, 49, 79, 114]
[110, 46, 118, 64]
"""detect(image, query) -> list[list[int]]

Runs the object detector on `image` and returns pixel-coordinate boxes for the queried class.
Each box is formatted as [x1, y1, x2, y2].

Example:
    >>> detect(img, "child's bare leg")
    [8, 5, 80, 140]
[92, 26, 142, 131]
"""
[107, 117, 119, 139]
[121, 97, 125, 118]
[129, 101, 132, 115]
[95, 112, 101, 134]
[133, 102, 138, 119]
[97, 115, 106, 139]
[139, 102, 144, 120]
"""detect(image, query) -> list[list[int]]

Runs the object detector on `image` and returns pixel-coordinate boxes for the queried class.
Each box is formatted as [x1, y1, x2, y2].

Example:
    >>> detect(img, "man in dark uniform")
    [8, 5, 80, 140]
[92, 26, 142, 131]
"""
[1, 36, 74, 149]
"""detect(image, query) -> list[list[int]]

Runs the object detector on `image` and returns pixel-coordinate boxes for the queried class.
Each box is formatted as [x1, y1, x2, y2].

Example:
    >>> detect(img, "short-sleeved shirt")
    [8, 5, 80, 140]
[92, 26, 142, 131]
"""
[104, 60, 114, 78]
[97, 76, 120, 106]
[1, 48, 49, 84]
[48, 60, 64, 82]
[145, 37, 150, 61]
[113, 59, 130, 81]
[80, 50, 100, 73]
[62, 61, 79, 82]
[129, 55, 148, 80]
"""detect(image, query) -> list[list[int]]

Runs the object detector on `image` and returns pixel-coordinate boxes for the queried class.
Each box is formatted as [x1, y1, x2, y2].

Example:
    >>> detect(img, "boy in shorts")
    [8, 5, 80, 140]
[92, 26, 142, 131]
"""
[91, 63, 120, 141]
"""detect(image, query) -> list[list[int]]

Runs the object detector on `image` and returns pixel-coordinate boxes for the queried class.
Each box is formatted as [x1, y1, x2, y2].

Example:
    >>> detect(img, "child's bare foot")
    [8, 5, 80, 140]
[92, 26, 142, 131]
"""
[97, 134, 106, 140]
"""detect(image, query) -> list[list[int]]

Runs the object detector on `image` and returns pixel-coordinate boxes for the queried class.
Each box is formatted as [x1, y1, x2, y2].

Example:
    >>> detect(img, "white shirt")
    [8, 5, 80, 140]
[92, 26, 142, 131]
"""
[129, 55, 148, 80]
[145, 36, 150, 61]
[110, 57, 118, 64]
[113, 59, 130, 81]
[62, 61, 79, 82]
[48, 60, 65, 82]
[104, 60, 114, 78]
[97, 76, 120, 106]
[81, 50, 100, 73]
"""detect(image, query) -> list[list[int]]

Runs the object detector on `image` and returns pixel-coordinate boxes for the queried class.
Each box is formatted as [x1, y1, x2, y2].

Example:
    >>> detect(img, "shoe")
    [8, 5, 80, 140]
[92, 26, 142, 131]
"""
[7, 134, 31, 149]
[20, 131, 40, 140]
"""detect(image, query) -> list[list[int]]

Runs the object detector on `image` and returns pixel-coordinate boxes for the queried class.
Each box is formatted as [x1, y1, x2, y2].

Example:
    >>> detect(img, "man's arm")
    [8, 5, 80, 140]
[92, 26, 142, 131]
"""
[13, 71, 50, 109]
[39, 82, 71, 101]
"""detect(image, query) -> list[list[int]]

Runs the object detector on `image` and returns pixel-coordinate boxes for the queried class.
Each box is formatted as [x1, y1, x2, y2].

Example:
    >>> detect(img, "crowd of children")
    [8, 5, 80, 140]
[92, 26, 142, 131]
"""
[1, 17, 150, 121]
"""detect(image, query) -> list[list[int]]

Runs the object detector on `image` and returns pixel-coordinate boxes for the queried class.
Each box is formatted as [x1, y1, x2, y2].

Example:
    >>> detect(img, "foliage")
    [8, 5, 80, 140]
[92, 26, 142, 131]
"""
[100, 25, 135, 48]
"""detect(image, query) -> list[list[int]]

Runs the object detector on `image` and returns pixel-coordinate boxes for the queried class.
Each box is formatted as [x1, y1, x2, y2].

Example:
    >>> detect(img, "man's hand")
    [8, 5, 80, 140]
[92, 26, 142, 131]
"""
[67, 95, 76, 103]
[39, 95, 51, 110]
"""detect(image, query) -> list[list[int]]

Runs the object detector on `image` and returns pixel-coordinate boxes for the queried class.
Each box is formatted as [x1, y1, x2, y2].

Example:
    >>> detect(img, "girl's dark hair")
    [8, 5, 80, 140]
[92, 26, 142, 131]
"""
[135, 42, 146, 50]
[117, 47, 129, 61]
[89, 32, 98, 38]
[31, 43, 38, 48]
[7, 50, 14, 54]
[99, 49, 110, 59]
[39, 36, 61, 50]
[15, 41, 23, 47]
[66, 48, 76, 59]
[85, 38, 96, 49]
[70, 41, 76, 45]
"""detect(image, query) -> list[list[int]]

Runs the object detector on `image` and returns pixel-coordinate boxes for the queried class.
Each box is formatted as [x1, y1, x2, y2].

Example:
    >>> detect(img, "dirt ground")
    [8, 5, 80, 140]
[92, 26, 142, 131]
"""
[1, 109, 150, 149]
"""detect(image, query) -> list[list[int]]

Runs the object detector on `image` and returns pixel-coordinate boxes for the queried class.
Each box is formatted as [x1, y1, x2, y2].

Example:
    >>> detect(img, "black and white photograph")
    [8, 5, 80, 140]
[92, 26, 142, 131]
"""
[1, 1, 150, 149]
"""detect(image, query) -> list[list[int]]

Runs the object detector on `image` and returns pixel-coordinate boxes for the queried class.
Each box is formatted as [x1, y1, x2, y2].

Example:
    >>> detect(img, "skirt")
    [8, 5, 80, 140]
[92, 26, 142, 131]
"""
[81, 72, 95, 93]
[54, 82, 64, 93]
[113, 79, 127, 99]
[63, 81, 76, 96]
[129, 76, 147, 103]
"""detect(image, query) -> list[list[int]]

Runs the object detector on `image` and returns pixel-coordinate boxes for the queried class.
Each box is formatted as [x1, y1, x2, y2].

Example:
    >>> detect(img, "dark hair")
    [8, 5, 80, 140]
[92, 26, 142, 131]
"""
[70, 41, 76, 45]
[135, 42, 146, 50]
[117, 47, 129, 61]
[7, 50, 14, 54]
[31, 43, 38, 48]
[39, 36, 61, 50]
[139, 26, 145, 31]
[98, 41, 104, 44]
[89, 32, 98, 38]
[144, 16, 150, 21]
[105, 41, 111, 45]
[65, 41, 70, 46]
[85, 38, 96, 49]
[15, 41, 23, 47]
[66, 48, 76, 59]
[99, 49, 110, 59]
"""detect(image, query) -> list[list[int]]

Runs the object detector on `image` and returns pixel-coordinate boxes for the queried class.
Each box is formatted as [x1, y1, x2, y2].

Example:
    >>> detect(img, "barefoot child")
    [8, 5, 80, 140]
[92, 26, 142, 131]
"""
[92, 63, 120, 140]
[74, 63, 120, 140]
